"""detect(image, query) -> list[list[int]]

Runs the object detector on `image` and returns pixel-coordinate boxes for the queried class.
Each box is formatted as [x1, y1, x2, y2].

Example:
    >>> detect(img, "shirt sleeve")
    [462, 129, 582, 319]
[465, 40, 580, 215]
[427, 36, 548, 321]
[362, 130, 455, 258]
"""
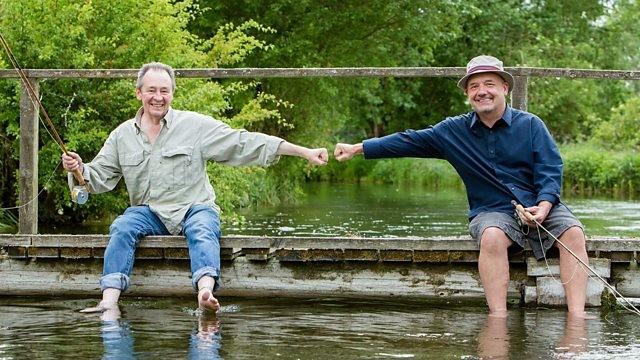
[363, 126, 444, 159]
[199, 117, 284, 166]
[83, 130, 123, 193]
[532, 118, 562, 205]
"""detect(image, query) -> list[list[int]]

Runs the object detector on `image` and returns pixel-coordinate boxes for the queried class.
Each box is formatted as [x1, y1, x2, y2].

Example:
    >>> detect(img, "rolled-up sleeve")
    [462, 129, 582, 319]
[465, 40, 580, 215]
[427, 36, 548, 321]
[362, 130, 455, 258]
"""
[83, 131, 123, 193]
[199, 118, 284, 167]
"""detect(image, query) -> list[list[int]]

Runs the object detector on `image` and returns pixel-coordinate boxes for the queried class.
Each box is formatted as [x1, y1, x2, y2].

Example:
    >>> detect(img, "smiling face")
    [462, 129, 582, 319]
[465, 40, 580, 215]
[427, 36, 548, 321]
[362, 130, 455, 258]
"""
[135, 69, 174, 122]
[465, 72, 509, 122]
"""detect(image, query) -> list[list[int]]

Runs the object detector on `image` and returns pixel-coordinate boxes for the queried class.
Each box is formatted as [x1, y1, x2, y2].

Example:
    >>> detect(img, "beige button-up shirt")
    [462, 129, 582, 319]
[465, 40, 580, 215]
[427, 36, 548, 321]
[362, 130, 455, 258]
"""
[71, 107, 283, 234]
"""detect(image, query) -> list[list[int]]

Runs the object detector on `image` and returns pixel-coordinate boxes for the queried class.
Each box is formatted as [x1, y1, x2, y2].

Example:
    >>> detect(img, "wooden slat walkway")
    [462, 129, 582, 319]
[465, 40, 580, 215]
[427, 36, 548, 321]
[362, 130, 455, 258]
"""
[1, 234, 638, 305]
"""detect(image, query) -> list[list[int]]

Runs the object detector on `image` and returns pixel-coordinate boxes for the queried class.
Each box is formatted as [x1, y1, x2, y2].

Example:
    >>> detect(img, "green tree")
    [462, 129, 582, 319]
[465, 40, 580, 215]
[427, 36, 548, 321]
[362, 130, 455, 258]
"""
[0, 0, 297, 229]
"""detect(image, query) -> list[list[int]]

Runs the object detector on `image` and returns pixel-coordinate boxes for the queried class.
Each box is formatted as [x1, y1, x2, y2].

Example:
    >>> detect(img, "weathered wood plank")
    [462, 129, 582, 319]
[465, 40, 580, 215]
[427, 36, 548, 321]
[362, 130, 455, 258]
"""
[18, 78, 38, 235]
[534, 277, 606, 306]
[1, 67, 640, 80]
[511, 75, 528, 111]
[527, 257, 611, 278]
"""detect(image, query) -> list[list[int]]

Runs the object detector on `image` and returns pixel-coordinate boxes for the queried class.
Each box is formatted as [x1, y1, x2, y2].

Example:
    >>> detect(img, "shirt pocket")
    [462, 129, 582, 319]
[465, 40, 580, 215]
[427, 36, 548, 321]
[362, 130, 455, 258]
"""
[119, 151, 146, 190]
[161, 146, 194, 189]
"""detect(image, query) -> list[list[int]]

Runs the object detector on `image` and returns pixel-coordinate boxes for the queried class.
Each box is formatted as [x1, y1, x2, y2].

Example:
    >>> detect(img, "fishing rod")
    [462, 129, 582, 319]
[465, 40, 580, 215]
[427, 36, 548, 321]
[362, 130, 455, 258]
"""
[0, 32, 89, 204]
[512, 200, 640, 316]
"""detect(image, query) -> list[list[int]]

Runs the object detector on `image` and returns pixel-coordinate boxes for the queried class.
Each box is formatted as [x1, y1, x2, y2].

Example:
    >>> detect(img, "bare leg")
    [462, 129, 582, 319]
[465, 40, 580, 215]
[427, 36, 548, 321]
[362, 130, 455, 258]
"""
[557, 226, 589, 317]
[197, 276, 220, 312]
[80, 288, 121, 313]
[478, 227, 513, 318]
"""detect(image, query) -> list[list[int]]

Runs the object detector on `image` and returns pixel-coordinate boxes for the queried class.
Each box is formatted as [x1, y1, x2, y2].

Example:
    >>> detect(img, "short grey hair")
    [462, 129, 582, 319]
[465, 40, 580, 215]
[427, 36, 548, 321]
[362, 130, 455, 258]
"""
[136, 62, 176, 91]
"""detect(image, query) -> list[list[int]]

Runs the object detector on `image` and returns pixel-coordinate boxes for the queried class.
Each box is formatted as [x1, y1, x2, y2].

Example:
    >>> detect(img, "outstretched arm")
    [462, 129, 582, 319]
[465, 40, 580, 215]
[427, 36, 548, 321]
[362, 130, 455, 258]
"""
[334, 143, 363, 162]
[276, 141, 328, 165]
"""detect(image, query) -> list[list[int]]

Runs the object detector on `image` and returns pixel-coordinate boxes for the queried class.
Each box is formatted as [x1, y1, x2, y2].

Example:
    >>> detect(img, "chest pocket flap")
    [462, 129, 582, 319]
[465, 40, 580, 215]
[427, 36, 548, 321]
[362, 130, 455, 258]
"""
[119, 151, 144, 166]
[162, 146, 194, 160]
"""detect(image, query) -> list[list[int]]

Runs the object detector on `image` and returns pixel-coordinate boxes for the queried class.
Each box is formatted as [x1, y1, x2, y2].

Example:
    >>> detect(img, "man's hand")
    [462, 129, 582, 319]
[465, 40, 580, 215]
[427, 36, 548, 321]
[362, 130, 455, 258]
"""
[305, 148, 329, 165]
[62, 152, 83, 172]
[276, 142, 328, 165]
[519, 201, 553, 227]
[334, 143, 363, 162]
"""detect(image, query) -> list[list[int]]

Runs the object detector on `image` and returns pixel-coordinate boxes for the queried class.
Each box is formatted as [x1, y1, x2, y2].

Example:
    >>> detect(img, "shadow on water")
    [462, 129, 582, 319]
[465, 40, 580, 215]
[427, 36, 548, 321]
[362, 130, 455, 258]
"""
[1, 296, 639, 359]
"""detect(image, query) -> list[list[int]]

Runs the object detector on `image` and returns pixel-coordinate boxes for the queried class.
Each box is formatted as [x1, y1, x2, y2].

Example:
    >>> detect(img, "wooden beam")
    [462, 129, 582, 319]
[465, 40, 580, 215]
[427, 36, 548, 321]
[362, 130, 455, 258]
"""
[18, 78, 38, 234]
[1, 67, 639, 80]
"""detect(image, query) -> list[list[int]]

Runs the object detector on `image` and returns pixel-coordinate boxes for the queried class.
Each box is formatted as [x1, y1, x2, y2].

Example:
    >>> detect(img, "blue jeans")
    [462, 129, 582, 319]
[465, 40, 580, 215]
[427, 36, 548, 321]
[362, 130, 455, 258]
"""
[100, 204, 221, 292]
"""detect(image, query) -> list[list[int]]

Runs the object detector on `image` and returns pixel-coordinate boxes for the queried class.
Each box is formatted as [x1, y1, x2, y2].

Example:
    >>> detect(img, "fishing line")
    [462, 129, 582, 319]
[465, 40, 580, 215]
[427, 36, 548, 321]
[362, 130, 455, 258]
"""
[513, 201, 640, 316]
[0, 32, 89, 204]
[0, 159, 63, 211]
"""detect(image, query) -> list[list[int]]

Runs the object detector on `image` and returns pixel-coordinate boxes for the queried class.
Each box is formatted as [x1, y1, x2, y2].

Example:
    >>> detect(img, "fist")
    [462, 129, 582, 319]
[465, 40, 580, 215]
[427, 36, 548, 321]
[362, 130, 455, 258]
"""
[306, 148, 329, 165]
[334, 143, 362, 162]
[62, 152, 83, 172]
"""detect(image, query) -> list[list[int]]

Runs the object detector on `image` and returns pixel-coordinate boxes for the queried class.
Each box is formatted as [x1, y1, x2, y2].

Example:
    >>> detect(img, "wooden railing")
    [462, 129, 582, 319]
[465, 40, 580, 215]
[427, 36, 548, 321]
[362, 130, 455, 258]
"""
[2, 67, 640, 234]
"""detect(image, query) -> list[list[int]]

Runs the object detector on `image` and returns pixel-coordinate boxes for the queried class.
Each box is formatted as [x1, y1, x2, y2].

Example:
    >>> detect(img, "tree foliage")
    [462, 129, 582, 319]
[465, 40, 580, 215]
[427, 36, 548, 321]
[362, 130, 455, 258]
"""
[0, 0, 299, 227]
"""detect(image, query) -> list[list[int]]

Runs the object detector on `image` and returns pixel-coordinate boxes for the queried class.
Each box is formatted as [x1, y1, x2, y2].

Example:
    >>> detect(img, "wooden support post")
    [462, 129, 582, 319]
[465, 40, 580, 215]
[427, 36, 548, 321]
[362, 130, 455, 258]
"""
[511, 75, 528, 111]
[18, 78, 39, 234]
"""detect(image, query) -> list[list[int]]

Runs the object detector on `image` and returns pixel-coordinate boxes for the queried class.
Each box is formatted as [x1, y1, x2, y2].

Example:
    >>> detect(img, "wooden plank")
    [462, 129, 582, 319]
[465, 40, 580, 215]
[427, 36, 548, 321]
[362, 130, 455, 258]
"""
[164, 248, 190, 260]
[1, 67, 640, 80]
[615, 267, 640, 297]
[31, 247, 59, 259]
[244, 248, 275, 261]
[0, 235, 31, 247]
[18, 78, 38, 235]
[527, 257, 610, 278]
[511, 75, 528, 111]
[535, 277, 605, 307]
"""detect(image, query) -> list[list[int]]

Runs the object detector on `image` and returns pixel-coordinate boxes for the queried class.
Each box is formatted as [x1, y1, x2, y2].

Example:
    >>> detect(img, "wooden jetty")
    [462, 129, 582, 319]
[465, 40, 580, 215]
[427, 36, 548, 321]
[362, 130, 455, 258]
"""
[1, 234, 638, 307]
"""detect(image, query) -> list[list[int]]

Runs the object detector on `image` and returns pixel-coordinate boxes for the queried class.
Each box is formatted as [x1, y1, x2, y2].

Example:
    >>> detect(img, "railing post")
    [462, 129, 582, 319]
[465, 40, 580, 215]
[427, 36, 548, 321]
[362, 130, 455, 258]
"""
[511, 75, 528, 111]
[18, 78, 39, 234]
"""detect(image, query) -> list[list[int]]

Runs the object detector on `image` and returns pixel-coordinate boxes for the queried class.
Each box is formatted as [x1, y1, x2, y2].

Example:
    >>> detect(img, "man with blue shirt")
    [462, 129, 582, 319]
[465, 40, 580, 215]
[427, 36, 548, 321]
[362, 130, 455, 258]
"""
[334, 55, 589, 318]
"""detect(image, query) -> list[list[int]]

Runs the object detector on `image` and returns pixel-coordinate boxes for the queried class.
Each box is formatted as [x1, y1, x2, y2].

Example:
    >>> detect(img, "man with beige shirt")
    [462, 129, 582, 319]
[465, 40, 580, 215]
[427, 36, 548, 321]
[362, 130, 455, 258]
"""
[62, 62, 328, 313]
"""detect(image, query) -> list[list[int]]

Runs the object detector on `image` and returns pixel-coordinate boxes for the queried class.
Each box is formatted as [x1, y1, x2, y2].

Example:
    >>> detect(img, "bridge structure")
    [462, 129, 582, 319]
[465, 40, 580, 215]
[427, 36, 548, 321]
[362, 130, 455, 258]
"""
[1, 67, 639, 307]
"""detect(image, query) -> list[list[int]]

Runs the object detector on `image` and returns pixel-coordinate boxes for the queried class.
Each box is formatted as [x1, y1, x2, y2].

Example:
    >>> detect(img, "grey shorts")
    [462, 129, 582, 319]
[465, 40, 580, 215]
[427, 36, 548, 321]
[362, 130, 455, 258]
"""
[469, 203, 584, 260]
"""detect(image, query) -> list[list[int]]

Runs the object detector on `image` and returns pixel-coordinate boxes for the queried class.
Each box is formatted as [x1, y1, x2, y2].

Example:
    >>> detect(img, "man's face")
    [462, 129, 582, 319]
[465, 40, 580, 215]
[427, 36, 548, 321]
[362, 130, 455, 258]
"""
[465, 73, 508, 115]
[136, 69, 174, 120]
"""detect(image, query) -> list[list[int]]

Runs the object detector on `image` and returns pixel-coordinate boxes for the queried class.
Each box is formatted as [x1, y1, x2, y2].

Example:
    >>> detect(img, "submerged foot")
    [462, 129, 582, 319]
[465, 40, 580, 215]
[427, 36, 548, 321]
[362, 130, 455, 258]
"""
[198, 287, 220, 312]
[80, 301, 118, 314]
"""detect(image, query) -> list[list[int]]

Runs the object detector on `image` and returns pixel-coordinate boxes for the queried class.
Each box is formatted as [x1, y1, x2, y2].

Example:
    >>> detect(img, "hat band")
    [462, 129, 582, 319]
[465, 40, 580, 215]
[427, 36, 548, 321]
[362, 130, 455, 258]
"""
[467, 65, 503, 75]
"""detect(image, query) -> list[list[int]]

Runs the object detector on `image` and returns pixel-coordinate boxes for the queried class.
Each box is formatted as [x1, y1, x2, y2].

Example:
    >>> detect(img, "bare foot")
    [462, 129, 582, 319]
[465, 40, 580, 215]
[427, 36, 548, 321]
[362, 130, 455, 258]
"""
[198, 287, 220, 312]
[80, 301, 118, 313]
[100, 305, 122, 322]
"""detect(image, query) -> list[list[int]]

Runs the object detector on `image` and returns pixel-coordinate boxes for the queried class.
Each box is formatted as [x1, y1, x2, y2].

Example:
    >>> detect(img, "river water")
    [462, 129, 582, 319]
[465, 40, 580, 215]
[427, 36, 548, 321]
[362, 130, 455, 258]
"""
[228, 182, 640, 238]
[1, 297, 639, 359]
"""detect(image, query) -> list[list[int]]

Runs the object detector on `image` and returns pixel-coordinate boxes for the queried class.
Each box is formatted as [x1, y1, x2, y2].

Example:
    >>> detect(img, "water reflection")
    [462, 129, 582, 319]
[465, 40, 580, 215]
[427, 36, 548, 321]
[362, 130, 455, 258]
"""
[100, 306, 134, 360]
[189, 315, 222, 360]
[555, 313, 588, 357]
[1, 298, 639, 359]
[98, 305, 222, 359]
[477, 315, 510, 359]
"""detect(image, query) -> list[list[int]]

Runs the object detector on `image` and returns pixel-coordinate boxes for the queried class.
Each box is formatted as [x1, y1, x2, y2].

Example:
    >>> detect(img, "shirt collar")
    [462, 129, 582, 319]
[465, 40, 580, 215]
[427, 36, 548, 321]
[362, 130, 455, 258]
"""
[134, 107, 174, 130]
[469, 105, 513, 129]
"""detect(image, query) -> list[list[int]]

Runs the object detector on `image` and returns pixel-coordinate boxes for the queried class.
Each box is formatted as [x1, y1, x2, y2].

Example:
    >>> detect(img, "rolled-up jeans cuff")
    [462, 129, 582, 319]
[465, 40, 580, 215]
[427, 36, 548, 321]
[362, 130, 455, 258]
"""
[100, 273, 130, 292]
[192, 266, 219, 292]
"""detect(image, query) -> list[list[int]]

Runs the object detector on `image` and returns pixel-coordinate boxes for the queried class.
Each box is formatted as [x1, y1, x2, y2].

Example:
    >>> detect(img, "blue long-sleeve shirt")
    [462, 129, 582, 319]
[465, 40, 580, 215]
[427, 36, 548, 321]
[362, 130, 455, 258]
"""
[363, 106, 562, 219]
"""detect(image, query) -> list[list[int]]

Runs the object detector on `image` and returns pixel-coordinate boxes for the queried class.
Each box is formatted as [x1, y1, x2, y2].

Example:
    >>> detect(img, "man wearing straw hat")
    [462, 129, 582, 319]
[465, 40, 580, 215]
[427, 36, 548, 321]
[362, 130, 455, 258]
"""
[62, 62, 328, 314]
[334, 55, 590, 318]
